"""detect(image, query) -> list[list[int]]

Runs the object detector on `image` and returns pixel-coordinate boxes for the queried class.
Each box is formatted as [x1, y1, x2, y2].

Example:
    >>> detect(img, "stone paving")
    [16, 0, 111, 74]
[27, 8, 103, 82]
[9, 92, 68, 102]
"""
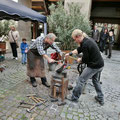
[0, 50, 120, 120]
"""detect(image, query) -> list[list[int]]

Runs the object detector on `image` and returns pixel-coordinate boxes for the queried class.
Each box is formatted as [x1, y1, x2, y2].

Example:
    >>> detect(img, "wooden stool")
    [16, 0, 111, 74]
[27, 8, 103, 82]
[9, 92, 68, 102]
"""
[51, 73, 68, 102]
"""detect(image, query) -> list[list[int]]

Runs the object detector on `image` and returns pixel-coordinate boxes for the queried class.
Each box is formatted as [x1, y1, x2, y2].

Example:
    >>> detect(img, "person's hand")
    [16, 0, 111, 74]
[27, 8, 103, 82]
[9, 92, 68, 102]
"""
[64, 53, 69, 61]
[48, 58, 55, 63]
[77, 58, 82, 63]
[59, 52, 63, 57]
[25, 48, 28, 53]
[65, 53, 69, 57]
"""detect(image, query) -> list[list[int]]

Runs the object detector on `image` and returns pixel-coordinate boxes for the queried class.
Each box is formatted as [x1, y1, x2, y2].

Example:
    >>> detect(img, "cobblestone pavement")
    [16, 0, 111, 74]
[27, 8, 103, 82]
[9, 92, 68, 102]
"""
[0, 50, 120, 120]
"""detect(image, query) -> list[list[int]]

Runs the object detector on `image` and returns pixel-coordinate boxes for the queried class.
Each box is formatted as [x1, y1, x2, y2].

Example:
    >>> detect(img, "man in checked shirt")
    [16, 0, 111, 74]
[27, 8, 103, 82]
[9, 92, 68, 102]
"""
[27, 33, 62, 87]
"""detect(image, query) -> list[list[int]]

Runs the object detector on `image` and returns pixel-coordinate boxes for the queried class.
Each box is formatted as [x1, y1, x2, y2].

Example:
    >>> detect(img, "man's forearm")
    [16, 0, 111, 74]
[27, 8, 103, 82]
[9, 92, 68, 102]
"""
[43, 54, 55, 63]
[51, 43, 61, 53]
[65, 49, 78, 57]
[69, 49, 78, 55]
[43, 54, 50, 61]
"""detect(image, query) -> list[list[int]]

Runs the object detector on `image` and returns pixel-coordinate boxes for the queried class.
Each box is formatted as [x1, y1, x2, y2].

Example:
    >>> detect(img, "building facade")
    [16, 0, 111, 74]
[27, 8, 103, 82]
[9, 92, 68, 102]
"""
[18, 0, 120, 46]
[18, 0, 31, 42]
[64, 0, 92, 19]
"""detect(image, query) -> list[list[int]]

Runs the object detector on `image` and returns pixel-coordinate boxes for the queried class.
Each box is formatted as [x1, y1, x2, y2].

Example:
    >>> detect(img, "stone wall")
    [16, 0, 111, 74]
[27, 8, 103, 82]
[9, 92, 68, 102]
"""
[64, 0, 92, 19]
[18, 0, 31, 43]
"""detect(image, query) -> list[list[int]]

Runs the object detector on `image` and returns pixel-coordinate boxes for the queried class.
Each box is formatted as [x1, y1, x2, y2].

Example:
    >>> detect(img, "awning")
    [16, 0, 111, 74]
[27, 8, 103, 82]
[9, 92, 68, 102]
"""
[0, 0, 47, 23]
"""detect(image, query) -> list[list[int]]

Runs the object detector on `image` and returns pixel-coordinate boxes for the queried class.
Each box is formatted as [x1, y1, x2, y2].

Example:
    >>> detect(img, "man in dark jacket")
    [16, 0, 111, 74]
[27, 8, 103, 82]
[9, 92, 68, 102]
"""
[65, 29, 104, 105]
[92, 25, 100, 45]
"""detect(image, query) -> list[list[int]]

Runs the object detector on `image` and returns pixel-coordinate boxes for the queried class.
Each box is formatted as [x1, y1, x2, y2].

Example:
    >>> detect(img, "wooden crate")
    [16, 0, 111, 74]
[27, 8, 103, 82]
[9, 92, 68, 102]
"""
[0, 42, 6, 54]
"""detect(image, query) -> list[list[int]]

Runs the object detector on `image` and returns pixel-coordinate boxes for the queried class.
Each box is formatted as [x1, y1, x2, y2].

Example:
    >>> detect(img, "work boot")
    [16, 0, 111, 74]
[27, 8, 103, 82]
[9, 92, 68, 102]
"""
[41, 77, 50, 88]
[30, 77, 37, 87]
[95, 96, 104, 105]
[67, 95, 78, 103]
[68, 85, 73, 90]
[31, 81, 37, 87]
[42, 82, 50, 88]
[107, 55, 111, 59]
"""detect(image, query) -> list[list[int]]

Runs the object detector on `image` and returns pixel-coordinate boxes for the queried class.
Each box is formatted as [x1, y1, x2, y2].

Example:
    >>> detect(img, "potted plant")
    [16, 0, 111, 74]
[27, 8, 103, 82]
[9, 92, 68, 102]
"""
[0, 20, 14, 54]
[47, 1, 91, 51]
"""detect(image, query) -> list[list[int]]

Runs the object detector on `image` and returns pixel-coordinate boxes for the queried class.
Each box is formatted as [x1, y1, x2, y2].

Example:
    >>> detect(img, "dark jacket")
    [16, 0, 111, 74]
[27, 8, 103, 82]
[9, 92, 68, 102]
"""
[92, 29, 99, 42]
[77, 37, 104, 69]
[100, 32, 109, 43]
[108, 36, 114, 44]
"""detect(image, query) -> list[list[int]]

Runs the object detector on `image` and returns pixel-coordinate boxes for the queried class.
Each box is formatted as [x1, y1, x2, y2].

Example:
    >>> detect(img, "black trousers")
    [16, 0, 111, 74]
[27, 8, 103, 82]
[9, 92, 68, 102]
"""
[100, 41, 105, 53]
[30, 77, 47, 83]
[105, 43, 113, 57]
[10, 43, 18, 57]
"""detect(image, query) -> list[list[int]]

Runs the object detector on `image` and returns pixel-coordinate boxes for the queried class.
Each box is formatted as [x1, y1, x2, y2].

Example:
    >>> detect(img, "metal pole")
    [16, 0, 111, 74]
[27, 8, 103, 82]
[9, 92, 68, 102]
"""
[44, 23, 47, 35]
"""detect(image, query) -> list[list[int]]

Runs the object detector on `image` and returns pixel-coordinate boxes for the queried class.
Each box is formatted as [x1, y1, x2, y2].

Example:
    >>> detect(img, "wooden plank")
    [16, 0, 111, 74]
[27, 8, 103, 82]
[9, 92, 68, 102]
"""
[32, 0, 44, 2]
[32, 2, 44, 6]
[32, 6, 44, 10]
[32, 0, 59, 2]
[43, 0, 48, 14]
[53, 86, 57, 98]
[33, 23, 36, 39]
[93, 0, 120, 2]
[48, 0, 60, 1]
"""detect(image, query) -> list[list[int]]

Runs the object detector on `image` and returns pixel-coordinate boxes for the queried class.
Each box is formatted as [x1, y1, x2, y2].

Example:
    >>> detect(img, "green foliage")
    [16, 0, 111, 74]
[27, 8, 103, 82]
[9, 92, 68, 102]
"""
[0, 20, 14, 37]
[47, 1, 91, 50]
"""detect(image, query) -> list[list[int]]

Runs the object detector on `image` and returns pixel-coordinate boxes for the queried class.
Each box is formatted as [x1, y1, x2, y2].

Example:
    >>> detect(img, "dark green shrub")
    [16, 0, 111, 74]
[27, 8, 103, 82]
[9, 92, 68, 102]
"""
[47, 1, 91, 50]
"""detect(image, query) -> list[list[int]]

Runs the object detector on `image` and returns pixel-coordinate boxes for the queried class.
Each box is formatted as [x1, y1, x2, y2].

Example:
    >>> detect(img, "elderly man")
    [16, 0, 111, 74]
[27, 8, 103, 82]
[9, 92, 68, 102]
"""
[27, 33, 61, 87]
[66, 29, 104, 105]
[8, 25, 20, 60]
[92, 25, 100, 45]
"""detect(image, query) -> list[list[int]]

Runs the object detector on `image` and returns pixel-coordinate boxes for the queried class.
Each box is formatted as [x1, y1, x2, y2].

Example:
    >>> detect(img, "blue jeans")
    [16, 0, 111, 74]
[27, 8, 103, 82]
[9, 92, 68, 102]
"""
[72, 67, 104, 102]
[22, 53, 27, 64]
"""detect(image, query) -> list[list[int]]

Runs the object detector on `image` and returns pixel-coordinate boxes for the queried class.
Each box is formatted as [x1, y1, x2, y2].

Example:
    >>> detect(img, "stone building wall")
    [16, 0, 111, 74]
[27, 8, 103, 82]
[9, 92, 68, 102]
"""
[18, 0, 31, 43]
[64, 0, 92, 19]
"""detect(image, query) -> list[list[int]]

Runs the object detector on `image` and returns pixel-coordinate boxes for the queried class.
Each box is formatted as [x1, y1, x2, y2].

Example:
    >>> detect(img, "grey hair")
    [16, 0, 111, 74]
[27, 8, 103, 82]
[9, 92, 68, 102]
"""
[72, 29, 88, 38]
[45, 33, 57, 40]
[10, 25, 16, 28]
